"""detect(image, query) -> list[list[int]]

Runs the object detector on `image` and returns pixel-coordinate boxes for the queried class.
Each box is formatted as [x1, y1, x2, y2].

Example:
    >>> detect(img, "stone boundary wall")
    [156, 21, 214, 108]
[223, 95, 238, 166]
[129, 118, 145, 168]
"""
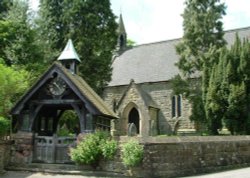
[102, 136, 250, 178]
[0, 140, 12, 173]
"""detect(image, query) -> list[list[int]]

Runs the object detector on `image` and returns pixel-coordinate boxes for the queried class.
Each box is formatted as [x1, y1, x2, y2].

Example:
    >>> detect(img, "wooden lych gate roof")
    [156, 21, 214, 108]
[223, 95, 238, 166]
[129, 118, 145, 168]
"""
[11, 62, 117, 119]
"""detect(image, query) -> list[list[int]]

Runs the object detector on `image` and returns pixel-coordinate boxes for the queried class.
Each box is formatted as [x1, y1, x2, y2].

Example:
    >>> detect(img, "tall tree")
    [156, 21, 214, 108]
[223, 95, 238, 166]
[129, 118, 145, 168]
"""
[224, 35, 250, 134]
[176, 0, 226, 74]
[175, 0, 226, 134]
[0, 0, 48, 80]
[206, 35, 250, 135]
[38, 0, 118, 93]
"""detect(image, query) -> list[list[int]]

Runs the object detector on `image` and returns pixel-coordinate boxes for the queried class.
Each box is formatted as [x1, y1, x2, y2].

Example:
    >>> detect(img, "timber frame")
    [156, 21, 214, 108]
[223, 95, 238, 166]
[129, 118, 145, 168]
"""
[11, 62, 117, 134]
[10, 39, 117, 164]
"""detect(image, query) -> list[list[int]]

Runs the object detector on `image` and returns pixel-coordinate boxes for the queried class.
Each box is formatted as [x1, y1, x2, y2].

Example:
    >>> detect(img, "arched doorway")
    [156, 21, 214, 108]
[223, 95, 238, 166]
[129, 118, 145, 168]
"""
[128, 107, 140, 134]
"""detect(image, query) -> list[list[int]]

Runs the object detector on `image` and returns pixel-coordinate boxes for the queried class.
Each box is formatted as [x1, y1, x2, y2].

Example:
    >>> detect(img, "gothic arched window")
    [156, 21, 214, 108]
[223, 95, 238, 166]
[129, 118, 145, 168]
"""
[172, 95, 182, 118]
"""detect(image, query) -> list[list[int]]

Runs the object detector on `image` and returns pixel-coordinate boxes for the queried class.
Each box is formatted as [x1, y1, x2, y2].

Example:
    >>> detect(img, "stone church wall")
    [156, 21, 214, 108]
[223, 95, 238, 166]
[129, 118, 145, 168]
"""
[103, 81, 194, 135]
[139, 82, 193, 134]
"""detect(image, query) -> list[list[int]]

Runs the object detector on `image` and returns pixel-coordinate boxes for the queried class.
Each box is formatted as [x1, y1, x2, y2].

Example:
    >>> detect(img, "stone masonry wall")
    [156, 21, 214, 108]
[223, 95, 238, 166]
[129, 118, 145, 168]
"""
[102, 136, 250, 178]
[10, 132, 33, 166]
[103, 81, 194, 135]
[0, 140, 12, 173]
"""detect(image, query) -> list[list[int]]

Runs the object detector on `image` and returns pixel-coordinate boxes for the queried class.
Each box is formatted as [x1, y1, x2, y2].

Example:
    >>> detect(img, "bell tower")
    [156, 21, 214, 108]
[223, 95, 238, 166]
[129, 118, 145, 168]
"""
[117, 14, 127, 51]
[57, 39, 81, 74]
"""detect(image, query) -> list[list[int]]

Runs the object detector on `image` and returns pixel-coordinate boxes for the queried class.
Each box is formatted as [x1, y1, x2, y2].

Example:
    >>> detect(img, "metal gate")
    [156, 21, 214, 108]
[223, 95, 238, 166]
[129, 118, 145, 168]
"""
[33, 134, 76, 163]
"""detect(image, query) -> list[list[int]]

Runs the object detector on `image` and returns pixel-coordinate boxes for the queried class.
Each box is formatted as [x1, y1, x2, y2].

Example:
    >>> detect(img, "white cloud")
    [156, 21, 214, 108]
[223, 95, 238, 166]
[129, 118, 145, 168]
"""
[111, 0, 250, 44]
[111, 0, 184, 44]
[222, 0, 250, 30]
[30, 0, 250, 44]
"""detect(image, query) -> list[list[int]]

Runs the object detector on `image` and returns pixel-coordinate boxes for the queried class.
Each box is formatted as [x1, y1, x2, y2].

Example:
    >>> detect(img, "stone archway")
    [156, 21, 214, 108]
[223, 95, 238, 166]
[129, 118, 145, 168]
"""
[128, 107, 140, 134]
[121, 102, 141, 135]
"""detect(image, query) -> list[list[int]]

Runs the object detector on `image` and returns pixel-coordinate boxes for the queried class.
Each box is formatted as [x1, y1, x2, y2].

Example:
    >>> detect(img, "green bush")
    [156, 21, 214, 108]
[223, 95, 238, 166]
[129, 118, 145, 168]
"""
[70, 131, 117, 167]
[101, 139, 118, 160]
[121, 140, 144, 167]
[0, 116, 10, 137]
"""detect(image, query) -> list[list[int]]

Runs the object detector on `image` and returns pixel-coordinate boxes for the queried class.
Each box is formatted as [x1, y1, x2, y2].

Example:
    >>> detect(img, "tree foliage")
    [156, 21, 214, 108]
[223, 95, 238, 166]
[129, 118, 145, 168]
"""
[0, 116, 10, 137]
[38, 0, 118, 93]
[0, 62, 29, 118]
[176, 0, 226, 74]
[0, 0, 49, 80]
[0, 0, 12, 19]
[207, 35, 250, 135]
[175, 0, 226, 134]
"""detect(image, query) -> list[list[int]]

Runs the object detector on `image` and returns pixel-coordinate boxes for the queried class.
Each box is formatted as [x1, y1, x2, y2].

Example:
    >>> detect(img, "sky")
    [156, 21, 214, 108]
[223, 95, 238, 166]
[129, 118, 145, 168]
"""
[29, 0, 250, 45]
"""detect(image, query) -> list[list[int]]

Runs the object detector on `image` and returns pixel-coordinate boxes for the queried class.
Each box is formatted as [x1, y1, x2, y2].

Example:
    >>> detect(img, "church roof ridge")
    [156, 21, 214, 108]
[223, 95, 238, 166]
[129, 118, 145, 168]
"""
[109, 26, 250, 87]
[130, 26, 250, 49]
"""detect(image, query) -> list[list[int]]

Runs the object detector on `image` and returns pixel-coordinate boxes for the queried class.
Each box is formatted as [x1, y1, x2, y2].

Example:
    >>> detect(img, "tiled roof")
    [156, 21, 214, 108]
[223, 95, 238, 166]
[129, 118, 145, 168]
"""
[58, 63, 117, 118]
[12, 62, 117, 119]
[109, 26, 250, 87]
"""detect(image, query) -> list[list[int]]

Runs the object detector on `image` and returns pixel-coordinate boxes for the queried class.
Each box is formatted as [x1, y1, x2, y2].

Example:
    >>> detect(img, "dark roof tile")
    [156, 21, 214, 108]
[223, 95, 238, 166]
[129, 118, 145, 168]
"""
[109, 26, 250, 86]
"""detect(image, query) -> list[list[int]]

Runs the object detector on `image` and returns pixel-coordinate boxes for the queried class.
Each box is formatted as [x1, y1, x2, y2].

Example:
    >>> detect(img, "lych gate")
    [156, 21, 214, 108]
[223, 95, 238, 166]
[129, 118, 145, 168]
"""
[11, 39, 117, 164]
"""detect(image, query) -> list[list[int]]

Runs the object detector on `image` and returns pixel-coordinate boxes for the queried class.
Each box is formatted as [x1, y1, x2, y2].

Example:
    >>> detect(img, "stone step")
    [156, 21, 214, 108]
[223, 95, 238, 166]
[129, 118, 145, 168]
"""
[6, 163, 126, 177]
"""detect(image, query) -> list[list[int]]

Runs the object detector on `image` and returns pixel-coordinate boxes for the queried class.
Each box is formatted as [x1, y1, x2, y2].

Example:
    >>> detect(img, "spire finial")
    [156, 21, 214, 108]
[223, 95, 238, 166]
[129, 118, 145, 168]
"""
[58, 39, 81, 62]
[58, 39, 80, 74]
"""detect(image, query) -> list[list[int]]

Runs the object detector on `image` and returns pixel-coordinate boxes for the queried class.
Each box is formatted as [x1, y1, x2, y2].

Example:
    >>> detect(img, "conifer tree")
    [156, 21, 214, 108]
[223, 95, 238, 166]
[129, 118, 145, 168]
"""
[175, 0, 226, 134]
[223, 35, 250, 134]
[207, 34, 250, 135]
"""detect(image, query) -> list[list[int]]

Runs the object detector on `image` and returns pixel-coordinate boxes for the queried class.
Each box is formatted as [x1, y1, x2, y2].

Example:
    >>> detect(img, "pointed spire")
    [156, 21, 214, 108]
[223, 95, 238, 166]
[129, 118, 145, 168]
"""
[118, 14, 126, 34]
[117, 14, 127, 51]
[58, 39, 81, 63]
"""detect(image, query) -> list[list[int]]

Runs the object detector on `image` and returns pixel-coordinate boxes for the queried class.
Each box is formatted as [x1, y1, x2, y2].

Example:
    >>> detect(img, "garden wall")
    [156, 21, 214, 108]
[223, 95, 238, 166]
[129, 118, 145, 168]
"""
[0, 140, 12, 173]
[101, 136, 250, 178]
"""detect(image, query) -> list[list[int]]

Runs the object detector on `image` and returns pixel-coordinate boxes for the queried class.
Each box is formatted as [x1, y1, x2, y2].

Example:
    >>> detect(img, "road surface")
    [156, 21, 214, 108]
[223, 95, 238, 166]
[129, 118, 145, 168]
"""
[182, 167, 250, 178]
[1, 167, 250, 178]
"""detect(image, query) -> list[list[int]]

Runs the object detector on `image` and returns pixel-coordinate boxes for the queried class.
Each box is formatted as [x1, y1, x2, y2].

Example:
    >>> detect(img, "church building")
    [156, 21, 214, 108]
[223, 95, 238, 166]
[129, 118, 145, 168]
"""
[103, 15, 250, 136]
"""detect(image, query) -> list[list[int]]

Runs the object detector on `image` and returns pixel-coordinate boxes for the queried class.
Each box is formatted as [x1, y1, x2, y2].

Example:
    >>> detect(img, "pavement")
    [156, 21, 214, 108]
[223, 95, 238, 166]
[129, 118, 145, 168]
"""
[1, 167, 250, 178]
[181, 166, 250, 178]
[0, 171, 111, 178]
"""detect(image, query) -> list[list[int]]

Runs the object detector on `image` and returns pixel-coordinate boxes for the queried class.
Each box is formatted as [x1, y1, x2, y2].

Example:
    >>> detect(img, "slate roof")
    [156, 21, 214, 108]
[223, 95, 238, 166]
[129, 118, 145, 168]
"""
[117, 80, 159, 110]
[12, 62, 117, 119]
[58, 63, 117, 118]
[109, 26, 250, 87]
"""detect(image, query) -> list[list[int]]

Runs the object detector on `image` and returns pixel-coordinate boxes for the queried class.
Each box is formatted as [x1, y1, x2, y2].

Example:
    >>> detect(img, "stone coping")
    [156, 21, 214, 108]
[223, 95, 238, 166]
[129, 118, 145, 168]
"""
[118, 135, 250, 144]
[0, 140, 13, 145]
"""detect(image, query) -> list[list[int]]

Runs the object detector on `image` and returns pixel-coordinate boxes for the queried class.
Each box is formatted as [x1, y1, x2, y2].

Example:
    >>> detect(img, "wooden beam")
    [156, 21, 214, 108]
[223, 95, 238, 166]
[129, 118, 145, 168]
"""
[71, 104, 87, 133]
[28, 104, 43, 132]
[31, 99, 82, 105]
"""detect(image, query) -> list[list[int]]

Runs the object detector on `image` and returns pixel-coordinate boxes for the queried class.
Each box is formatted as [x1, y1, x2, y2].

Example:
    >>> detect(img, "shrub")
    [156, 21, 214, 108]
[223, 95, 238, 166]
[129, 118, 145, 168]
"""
[121, 140, 144, 167]
[101, 139, 118, 160]
[0, 116, 10, 137]
[70, 131, 117, 168]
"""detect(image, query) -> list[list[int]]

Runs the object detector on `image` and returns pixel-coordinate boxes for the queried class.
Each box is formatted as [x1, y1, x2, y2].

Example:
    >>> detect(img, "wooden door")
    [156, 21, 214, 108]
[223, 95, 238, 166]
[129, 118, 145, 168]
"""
[33, 134, 76, 163]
